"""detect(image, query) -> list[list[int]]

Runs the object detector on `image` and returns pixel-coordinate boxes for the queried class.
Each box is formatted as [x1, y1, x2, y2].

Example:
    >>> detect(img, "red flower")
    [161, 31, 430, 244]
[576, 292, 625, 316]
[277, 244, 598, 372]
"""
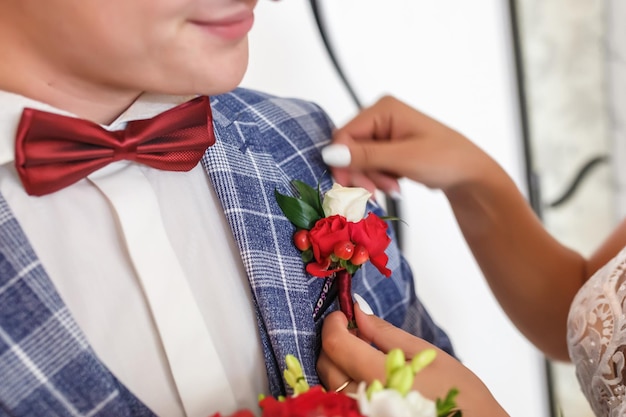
[306, 261, 343, 278]
[350, 214, 392, 277]
[308, 215, 351, 264]
[258, 386, 364, 417]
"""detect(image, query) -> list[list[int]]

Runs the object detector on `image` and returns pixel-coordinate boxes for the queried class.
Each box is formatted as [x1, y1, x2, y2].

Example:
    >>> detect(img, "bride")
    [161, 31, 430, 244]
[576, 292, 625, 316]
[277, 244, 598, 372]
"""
[317, 95, 626, 417]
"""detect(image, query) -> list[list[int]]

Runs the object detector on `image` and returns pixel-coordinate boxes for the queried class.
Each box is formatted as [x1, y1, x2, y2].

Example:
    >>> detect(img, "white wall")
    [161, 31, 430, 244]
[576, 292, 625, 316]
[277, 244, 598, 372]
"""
[241, 1, 550, 416]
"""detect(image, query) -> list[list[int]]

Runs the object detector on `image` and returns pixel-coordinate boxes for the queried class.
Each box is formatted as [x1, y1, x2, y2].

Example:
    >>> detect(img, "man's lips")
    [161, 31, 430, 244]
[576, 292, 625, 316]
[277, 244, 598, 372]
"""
[191, 11, 255, 41]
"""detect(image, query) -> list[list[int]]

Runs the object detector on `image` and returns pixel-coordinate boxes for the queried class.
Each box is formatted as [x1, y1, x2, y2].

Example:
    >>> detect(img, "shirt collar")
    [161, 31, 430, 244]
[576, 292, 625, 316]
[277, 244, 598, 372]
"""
[0, 90, 198, 165]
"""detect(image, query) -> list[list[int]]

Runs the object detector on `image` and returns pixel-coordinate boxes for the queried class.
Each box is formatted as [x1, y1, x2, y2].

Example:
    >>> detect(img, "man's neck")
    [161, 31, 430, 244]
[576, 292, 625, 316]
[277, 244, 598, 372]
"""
[1, 79, 141, 126]
[0, 18, 143, 125]
[0, 61, 142, 125]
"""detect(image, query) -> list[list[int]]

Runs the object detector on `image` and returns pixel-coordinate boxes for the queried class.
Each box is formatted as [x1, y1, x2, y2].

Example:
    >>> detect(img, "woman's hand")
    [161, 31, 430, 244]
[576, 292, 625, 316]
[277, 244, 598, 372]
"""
[324, 96, 500, 197]
[317, 305, 510, 417]
[325, 96, 584, 361]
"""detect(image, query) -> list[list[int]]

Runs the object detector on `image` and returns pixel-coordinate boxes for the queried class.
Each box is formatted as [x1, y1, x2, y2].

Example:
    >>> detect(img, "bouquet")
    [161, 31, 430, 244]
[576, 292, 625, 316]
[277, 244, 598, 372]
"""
[211, 348, 461, 417]
[274, 180, 393, 328]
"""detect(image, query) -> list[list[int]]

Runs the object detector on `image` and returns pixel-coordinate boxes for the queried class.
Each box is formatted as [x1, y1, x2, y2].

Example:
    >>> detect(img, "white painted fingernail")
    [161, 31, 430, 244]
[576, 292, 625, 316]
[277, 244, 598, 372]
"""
[322, 144, 351, 167]
[354, 293, 374, 315]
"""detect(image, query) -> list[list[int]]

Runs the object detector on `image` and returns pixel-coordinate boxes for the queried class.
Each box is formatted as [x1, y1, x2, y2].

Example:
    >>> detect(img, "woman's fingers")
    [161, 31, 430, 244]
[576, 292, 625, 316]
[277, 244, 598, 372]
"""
[327, 134, 410, 178]
[320, 307, 509, 416]
[323, 97, 419, 194]
[325, 165, 400, 198]
[353, 305, 435, 357]
[316, 351, 359, 394]
[321, 311, 387, 384]
[337, 96, 427, 141]
[325, 94, 490, 194]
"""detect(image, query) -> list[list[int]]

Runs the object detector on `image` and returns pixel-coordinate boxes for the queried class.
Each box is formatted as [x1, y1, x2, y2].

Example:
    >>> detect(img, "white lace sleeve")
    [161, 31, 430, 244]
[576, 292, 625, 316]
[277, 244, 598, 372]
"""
[567, 247, 626, 417]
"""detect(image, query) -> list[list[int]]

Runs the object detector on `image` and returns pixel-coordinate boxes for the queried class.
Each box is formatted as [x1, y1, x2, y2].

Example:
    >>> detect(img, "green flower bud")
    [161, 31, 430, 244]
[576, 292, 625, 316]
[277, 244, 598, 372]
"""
[387, 365, 414, 396]
[411, 348, 437, 374]
[366, 379, 385, 399]
[294, 380, 310, 395]
[385, 349, 406, 380]
[283, 354, 310, 393]
[285, 354, 304, 377]
[284, 369, 297, 390]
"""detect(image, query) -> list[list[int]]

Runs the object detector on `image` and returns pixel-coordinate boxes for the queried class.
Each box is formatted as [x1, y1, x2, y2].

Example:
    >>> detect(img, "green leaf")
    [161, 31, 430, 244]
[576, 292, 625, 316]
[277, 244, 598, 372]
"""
[301, 249, 313, 263]
[345, 262, 360, 275]
[380, 215, 401, 222]
[436, 388, 461, 417]
[380, 215, 408, 226]
[292, 180, 324, 217]
[275, 189, 322, 229]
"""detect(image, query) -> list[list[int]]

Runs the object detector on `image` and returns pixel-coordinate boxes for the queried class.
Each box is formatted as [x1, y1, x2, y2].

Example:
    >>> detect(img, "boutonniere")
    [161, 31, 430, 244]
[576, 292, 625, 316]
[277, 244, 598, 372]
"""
[274, 180, 393, 328]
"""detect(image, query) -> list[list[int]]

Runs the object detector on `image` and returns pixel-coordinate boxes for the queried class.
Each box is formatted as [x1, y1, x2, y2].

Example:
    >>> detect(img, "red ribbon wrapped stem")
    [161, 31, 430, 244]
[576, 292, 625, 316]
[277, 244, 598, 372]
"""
[336, 269, 356, 330]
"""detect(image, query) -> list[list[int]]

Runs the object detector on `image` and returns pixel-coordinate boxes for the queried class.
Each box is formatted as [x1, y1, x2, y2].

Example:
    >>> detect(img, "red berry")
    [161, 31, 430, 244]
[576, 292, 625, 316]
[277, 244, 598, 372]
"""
[293, 230, 311, 251]
[350, 245, 369, 265]
[333, 241, 355, 260]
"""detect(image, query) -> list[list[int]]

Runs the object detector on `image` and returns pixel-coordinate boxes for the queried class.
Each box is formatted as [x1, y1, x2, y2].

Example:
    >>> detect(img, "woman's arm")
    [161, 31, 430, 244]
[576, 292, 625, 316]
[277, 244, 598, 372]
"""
[326, 96, 626, 360]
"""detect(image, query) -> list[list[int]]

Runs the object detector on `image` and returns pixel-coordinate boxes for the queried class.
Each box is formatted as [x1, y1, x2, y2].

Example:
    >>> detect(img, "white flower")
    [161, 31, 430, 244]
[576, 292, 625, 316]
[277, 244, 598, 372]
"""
[322, 183, 371, 222]
[355, 382, 437, 417]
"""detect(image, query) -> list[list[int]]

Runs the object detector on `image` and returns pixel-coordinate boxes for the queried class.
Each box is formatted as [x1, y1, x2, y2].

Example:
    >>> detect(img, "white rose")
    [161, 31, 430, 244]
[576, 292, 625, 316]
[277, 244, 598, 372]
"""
[355, 382, 437, 417]
[322, 183, 371, 222]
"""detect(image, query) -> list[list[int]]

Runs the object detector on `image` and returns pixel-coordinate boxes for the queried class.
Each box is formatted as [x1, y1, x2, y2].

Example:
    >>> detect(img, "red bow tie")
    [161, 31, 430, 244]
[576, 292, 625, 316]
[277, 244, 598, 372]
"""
[15, 96, 215, 196]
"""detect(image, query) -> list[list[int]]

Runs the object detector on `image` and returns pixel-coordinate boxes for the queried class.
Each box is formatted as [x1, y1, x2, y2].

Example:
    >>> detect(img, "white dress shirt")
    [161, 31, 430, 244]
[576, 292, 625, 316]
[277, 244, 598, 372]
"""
[0, 90, 268, 417]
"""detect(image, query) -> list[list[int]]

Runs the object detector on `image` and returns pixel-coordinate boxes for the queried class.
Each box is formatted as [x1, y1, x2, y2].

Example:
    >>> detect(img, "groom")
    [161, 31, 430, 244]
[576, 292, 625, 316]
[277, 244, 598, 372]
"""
[0, 0, 453, 416]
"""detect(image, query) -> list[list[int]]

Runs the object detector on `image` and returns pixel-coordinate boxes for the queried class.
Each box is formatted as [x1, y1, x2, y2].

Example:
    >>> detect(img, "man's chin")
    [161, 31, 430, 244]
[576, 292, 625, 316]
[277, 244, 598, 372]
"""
[146, 69, 247, 97]
[165, 50, 249, 96]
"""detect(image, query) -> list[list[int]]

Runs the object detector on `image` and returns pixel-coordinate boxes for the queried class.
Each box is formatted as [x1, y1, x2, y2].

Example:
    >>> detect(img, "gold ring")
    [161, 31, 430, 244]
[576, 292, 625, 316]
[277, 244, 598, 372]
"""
[334, 378, 352, 393]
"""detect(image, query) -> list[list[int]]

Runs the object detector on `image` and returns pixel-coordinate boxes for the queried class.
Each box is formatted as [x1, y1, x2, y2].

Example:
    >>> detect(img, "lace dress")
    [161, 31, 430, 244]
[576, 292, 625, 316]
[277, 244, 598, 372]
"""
[568, 247, 626, 416]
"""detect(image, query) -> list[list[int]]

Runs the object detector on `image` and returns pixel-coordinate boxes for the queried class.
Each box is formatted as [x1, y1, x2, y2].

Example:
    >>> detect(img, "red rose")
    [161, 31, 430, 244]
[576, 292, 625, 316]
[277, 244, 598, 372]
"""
[308, 215, 351, 264]
[259, 386, 363, 417]
[350, 214, 392, 277]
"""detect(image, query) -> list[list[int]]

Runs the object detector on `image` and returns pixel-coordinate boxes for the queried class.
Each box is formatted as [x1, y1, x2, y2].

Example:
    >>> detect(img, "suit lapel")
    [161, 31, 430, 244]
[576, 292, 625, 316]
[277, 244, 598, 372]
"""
[203, 93, 331, 396]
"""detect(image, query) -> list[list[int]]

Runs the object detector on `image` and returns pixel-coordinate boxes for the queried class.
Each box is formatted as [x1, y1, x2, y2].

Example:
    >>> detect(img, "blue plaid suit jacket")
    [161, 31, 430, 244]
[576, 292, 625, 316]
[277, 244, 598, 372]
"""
[0, 88, 453, 416]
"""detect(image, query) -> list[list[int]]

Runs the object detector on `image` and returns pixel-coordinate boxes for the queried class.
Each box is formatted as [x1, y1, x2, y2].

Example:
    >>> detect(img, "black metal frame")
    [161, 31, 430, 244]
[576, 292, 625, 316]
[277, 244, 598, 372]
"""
[307, 0, 403, 247]
[507, 1, 558, 415]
